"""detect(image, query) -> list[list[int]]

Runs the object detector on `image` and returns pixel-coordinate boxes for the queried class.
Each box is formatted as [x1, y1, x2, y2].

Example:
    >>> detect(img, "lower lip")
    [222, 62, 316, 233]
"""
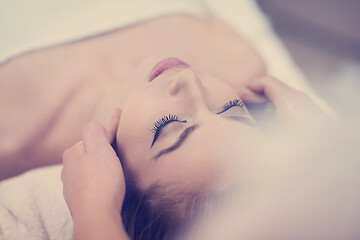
[149, 57, 189, 82]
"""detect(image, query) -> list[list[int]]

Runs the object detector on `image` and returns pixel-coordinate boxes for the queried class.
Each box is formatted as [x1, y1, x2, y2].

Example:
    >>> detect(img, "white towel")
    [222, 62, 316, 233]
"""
[0, 165, 73, 240]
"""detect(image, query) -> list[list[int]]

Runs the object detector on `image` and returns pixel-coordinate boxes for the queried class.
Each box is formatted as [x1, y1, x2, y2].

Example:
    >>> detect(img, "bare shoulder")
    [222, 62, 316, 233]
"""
[0, 52, 99, 179]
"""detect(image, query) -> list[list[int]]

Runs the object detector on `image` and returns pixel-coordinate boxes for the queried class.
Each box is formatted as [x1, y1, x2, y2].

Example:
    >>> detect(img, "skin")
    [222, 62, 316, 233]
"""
[62, 115, 129, 240]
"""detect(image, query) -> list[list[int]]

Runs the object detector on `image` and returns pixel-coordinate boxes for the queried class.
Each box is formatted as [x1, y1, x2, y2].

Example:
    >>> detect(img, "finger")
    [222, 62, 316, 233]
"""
[237, 88, 268, 105]
[246, 76, 295, 106]
[82, 122, 110, 152]
[105, 109, 121, 143]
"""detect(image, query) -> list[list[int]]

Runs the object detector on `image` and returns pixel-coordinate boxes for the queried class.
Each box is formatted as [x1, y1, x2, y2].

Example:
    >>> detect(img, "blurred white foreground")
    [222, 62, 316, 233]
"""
[183, 79, 360, 240]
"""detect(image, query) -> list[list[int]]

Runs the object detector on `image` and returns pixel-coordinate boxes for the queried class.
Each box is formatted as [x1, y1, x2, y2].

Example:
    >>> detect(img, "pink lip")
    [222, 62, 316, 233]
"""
[149, 57, 189, 82]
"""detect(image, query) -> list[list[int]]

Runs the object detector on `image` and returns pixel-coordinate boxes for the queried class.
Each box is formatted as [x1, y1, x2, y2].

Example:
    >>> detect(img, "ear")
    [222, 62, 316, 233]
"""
[105, 108, 122, 143]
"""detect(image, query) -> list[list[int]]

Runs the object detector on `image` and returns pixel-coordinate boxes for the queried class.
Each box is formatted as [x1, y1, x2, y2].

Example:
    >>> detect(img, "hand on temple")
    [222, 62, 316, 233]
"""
[61, 109, 129, 240]
[239, 75, 333, 134]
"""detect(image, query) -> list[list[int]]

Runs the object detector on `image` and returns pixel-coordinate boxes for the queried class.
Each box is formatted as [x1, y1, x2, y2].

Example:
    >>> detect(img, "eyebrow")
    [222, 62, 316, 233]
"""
[152, 124, 199, 160]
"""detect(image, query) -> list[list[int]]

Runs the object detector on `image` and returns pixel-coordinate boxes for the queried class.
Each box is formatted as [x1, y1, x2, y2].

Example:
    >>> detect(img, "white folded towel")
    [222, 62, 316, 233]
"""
[0, 165, 73, 240]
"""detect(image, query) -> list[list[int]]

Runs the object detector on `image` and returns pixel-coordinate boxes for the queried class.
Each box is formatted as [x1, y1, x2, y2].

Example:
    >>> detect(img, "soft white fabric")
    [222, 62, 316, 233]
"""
[0, 1, 335, 239]
[0, 165, 72, 240]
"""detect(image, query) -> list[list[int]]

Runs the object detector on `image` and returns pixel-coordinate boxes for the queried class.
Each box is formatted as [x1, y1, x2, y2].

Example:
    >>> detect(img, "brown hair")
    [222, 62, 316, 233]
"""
[121, 175, 208, 240]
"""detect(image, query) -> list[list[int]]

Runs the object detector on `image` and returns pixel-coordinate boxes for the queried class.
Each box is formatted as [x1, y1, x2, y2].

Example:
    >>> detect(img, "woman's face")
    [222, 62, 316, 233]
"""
[116, 56, 266, 191]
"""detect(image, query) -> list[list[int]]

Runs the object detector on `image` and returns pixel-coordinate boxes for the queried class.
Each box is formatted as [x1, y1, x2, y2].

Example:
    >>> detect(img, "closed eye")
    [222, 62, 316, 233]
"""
[150, 114, 186, 148]
[216, 99, 245, 114]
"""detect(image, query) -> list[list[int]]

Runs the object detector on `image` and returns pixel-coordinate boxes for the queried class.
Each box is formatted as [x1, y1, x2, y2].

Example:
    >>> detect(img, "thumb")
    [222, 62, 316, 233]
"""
[83, 122, 109, 153]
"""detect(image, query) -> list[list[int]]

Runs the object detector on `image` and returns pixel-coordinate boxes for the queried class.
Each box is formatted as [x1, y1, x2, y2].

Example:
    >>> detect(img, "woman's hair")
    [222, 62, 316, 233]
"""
[121, 174, 208, 240]
[114, 141, 224, 240]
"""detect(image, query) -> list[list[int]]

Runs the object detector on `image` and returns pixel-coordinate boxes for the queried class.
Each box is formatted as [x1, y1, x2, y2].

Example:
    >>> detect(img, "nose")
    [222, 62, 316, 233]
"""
[167, 69, 204, 101]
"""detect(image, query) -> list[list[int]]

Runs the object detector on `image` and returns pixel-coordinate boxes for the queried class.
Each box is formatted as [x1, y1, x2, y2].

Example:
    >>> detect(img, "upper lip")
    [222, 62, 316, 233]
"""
[148, 57, 189, 82]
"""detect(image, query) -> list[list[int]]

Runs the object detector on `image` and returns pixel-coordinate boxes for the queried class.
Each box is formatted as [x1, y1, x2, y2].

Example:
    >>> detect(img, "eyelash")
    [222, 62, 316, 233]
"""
[218, 98, 245, 114]
[151, 114, 186, 146]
